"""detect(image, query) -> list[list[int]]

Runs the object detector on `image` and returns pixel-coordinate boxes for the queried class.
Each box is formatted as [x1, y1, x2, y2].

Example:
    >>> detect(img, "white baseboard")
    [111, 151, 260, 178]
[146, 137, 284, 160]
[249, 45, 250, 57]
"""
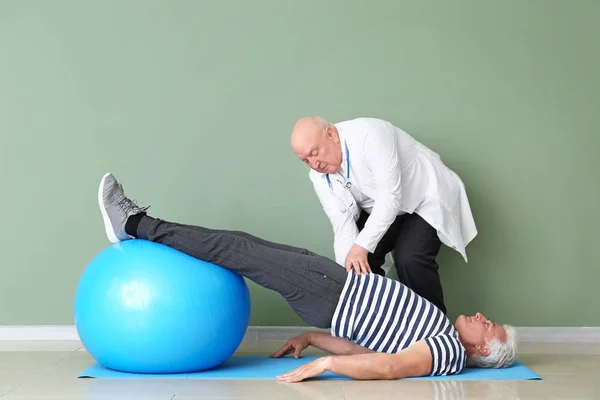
[1, 325, 599, 343]
[513, 327, 600, 343]
[0, 325, 80, 341]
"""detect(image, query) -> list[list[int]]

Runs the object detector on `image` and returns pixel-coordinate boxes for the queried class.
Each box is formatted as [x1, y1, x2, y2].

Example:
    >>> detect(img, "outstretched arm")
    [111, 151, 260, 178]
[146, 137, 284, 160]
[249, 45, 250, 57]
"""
[326, 340, 432, 379]
[354, 126, 403, 255]
[270, 332, 373, 359]
[309, 332, 374, 355]
[276, 340, 433, 383]
[310, 172, 359, 268]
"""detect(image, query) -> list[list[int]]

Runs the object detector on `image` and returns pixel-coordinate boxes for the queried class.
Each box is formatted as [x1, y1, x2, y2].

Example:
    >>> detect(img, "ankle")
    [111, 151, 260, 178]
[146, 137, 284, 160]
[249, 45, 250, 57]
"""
[125, 213, 146, 237]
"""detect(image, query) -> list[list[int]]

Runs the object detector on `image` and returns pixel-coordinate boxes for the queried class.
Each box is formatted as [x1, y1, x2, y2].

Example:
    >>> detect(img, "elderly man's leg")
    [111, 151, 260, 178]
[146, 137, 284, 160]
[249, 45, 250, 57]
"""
[132, 215, 347, 328]
[99, 172, 347, 328]
[220, 229, 319, 256]
[393, 213, 446, 314]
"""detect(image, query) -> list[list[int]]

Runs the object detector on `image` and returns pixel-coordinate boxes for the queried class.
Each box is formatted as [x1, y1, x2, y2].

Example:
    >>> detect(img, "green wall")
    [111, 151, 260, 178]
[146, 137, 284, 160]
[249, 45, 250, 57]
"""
[1, 1, 598, 327]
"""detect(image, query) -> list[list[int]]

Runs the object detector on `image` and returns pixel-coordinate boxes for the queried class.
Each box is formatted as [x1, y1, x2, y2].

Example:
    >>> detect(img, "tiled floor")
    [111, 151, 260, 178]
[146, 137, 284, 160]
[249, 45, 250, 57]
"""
[0, 340, 599, 399]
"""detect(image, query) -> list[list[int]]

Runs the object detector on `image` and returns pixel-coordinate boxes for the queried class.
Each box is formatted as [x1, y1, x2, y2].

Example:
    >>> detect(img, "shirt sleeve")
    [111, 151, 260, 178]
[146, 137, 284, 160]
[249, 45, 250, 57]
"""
[354, 127, 403, 253]
[424, 334, 467, 376]
[310, 172, 359, 266]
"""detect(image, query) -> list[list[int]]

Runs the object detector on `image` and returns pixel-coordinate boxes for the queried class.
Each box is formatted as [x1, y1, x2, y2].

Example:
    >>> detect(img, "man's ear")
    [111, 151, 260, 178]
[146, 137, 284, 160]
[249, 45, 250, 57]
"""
[475, 343, 491, 356]
[325, 126, 340, 142]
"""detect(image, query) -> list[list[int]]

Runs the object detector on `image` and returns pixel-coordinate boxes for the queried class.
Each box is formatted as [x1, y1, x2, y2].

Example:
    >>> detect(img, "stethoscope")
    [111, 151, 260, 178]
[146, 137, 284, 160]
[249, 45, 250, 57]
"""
[326, 142, 351, 189]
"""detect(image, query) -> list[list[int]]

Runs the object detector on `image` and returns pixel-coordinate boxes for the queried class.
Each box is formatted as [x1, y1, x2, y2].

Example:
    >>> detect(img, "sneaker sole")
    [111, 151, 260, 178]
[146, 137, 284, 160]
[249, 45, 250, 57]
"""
[98, 172, 120, 244]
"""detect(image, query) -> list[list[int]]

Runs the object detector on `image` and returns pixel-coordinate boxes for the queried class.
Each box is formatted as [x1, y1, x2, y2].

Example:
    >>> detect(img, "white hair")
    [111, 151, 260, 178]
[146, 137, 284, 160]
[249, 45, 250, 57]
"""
[467, 324, 517, 368]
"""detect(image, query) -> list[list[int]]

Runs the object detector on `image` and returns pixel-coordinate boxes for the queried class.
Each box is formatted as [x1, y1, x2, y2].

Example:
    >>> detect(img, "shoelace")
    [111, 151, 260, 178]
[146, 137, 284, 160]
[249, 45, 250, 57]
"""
[107, 183, 150, 214]
[116, 196, 150, 214]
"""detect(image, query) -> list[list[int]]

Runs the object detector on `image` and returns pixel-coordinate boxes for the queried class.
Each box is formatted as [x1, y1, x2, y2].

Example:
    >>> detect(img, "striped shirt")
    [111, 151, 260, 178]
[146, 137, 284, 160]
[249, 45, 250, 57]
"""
[331, 272, 467, 376]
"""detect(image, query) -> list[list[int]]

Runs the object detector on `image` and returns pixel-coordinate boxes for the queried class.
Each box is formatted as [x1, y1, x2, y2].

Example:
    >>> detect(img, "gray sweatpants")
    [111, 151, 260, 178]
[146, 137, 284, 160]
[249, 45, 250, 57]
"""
[136, 215, 348, 328]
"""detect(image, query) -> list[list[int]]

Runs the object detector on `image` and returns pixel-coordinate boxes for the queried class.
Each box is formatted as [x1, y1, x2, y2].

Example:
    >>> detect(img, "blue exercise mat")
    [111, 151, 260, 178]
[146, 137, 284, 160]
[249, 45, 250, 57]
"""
[79, 356, 542, 381]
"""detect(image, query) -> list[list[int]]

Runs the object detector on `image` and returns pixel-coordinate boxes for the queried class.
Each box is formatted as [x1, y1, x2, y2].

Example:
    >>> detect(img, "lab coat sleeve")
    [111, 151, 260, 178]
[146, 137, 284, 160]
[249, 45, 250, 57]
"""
[354, 128, 403, 253]
[310, 173, 359, 266]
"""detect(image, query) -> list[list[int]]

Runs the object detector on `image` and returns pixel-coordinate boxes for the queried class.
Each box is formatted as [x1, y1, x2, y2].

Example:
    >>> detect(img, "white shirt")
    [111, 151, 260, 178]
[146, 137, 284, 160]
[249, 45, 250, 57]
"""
[309, 117, 478, 266]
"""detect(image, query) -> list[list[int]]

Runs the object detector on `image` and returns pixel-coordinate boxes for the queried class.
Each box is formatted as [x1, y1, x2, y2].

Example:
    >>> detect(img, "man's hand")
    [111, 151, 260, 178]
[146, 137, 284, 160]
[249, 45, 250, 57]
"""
[278, 342, 433, 383]
[276, 356, 331, 383]
[344, 244, 371, 275]
[269, 333, 312, 359]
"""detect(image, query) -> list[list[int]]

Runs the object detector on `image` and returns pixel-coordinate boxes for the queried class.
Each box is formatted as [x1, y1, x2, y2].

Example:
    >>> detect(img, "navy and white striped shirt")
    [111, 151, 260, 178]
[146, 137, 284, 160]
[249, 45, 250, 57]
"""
[331, 272, 467, 376]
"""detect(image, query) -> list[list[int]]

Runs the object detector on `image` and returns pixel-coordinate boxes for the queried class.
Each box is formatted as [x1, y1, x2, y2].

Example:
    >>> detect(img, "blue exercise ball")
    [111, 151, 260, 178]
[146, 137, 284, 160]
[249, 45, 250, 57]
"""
[74, 239, 251, 374]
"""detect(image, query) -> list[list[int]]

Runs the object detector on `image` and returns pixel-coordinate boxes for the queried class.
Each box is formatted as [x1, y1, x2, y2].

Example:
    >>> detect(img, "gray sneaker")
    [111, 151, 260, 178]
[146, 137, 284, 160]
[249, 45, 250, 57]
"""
[98, 173, 149, 243]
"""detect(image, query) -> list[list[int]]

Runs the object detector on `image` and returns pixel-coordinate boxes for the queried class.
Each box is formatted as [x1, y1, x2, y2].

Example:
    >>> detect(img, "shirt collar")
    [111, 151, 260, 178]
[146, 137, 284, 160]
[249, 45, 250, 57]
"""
[336, 125, 349, 177]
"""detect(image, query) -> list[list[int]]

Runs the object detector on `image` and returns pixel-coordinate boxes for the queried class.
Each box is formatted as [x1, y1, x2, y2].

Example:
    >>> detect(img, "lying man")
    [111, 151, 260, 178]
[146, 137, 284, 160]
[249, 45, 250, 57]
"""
[98, 173, 517, 383]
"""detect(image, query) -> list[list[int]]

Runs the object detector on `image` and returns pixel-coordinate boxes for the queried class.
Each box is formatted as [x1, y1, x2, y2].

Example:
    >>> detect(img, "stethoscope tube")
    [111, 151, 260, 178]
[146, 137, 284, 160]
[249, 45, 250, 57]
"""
[326, 142, 350, 189]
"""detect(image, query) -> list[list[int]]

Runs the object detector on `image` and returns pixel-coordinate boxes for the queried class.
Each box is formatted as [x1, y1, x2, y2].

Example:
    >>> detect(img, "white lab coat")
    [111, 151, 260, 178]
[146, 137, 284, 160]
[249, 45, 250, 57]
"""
[309, 117, 478, 268]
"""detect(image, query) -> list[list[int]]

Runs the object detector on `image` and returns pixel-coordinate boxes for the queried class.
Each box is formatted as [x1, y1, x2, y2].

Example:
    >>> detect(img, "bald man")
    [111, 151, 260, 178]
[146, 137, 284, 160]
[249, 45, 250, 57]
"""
[291, 117, 478, 314]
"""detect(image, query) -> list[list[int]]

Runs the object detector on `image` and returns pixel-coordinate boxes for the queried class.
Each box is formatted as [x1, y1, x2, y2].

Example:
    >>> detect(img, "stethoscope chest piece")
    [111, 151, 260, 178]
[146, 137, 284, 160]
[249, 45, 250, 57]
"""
[326, 142, 351, 190]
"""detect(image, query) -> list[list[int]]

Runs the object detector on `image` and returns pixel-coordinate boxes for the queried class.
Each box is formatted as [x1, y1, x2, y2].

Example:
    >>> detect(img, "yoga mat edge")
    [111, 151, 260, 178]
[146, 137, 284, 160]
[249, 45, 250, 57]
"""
[78, 356, 542, 381]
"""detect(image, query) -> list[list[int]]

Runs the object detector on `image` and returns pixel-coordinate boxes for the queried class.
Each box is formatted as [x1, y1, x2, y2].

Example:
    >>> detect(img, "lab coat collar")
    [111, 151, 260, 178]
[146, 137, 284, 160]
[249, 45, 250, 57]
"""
[336, 125, 349, 178]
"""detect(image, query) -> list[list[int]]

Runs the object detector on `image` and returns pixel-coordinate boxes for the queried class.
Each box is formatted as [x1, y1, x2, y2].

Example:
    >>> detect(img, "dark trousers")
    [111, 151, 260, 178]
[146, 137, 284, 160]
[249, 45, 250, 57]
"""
[356, 211, 446, 314]
[136, 215, 348, 329]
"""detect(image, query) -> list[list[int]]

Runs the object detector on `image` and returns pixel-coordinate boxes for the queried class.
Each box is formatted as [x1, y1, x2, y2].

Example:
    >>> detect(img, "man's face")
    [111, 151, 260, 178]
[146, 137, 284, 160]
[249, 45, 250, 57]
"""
[293, 127, 342, 174]
[455, 313, 507, 356]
